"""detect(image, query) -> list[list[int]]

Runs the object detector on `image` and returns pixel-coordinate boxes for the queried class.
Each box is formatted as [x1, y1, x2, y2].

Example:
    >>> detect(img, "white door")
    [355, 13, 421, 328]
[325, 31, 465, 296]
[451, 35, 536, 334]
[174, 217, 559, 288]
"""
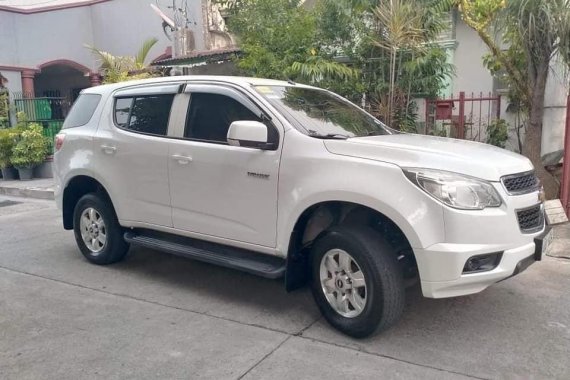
[168, 85, 281, 247]
[94, 84, 181, 226]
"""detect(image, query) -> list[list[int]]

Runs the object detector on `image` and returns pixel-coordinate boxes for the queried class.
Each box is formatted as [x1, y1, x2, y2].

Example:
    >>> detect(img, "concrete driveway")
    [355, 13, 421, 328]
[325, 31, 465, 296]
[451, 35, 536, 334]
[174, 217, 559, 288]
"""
[1, 196, 569, 379]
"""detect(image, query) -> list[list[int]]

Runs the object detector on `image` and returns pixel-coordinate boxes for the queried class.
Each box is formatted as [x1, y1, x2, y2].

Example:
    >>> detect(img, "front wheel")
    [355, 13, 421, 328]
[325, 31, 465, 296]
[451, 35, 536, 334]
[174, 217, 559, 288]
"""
[73, 193, 129, 265]
[310, 225, 405, 338]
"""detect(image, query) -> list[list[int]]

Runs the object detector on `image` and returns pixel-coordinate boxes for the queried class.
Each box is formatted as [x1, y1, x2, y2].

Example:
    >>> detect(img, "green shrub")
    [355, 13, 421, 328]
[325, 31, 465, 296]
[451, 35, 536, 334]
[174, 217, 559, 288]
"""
[10, 124, 48, 169]
[486, 119, 509, 148]
[0, 128, 21, 168]
[0, 90, 9, 128]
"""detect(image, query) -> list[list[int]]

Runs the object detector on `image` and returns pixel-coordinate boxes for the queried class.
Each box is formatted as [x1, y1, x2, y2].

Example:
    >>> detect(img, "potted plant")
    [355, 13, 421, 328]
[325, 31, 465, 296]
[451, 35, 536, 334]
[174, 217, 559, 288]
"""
[10, 123, 48, 180]
[0, 128, 19, 180]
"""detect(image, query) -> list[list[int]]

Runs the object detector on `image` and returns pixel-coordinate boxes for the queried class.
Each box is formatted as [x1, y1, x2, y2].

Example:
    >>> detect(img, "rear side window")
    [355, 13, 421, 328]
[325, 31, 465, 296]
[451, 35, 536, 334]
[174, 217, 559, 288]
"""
[113, 94, 174, 136]
[62, 94, 101, 129]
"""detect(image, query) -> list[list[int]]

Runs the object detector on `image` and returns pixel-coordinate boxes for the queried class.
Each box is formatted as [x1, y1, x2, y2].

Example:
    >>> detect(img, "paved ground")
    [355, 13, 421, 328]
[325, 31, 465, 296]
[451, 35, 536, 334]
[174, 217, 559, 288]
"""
[0, 195, 569, 380]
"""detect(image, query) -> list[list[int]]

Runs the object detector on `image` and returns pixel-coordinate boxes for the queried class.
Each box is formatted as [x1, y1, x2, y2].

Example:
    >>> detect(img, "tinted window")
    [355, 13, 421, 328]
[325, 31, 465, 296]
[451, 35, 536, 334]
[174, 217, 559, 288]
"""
[114, 94, 174, 136]
[62, 94, 101, 129]
[254, 86, 393, 138]
[184, 93, 262, 142]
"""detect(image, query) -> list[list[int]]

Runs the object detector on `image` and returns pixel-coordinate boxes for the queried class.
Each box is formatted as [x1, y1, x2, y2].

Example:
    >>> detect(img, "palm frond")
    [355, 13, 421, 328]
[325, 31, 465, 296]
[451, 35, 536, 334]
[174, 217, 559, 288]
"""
[289, 56, 359, 83]
[135, 38, 159, 68]
[84, 44, 118, 69]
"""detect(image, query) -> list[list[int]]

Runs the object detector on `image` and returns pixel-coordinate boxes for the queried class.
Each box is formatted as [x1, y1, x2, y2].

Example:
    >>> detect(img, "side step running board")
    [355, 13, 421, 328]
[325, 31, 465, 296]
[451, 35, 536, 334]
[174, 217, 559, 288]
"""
[124, 231, 286, 279]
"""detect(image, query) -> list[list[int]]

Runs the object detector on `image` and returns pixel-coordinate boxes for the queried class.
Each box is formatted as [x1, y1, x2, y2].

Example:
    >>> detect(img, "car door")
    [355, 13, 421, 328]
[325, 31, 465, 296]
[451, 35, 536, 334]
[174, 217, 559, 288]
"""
[168, 84, 282, 247]
[94, 83, 181, 227]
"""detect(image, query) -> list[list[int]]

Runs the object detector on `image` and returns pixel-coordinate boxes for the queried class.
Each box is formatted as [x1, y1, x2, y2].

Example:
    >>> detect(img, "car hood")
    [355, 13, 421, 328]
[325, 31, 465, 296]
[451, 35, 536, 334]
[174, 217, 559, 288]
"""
[324, 134, 533, 181]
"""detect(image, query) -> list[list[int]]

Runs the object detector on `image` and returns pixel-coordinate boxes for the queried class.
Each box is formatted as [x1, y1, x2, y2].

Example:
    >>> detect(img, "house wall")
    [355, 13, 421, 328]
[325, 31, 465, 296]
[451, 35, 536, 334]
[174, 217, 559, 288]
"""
[451, 20, 494, 97]
[0, 12, 19, 65]
[12, 7, 96, 69]
[0, 70, 21, 126]
[0, 0, 205, 96]
[542, 59, 569, 163]
[89, 0, 204, 58]
[1, 71, 22, 94]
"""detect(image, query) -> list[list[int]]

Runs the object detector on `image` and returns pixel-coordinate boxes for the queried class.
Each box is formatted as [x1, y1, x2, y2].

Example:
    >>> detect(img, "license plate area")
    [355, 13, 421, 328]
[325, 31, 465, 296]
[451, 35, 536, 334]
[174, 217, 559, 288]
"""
[534, 227, 553, 261]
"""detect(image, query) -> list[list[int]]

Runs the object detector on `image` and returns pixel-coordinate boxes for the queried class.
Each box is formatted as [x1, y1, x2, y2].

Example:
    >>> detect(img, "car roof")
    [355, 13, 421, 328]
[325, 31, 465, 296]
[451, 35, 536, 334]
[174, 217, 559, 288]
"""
[81, 76, 315, 95]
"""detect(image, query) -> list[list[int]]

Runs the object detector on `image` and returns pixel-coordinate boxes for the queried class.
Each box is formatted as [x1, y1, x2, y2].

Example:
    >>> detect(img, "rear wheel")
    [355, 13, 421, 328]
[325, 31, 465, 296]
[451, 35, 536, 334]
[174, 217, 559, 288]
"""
[73, 193, 129, 265]
[310, 225, 405, 338]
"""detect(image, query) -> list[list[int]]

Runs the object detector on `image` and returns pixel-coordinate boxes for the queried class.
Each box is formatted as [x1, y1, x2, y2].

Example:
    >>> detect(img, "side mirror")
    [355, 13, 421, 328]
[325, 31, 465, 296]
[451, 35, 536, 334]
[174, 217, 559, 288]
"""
[227, 120, 275, 150]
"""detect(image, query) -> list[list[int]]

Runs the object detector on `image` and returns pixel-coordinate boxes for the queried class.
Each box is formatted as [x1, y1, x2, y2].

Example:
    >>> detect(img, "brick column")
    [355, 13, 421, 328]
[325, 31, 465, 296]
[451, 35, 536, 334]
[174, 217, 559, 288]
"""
[21, 69, 36, 98]
[89, 72, 102, 86]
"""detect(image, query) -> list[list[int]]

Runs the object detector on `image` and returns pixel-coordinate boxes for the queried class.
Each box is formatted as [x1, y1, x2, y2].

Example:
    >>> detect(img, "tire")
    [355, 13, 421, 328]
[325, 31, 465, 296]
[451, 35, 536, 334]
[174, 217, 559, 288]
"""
[73, 193, 129, 265]
[310, 225, 405, 338]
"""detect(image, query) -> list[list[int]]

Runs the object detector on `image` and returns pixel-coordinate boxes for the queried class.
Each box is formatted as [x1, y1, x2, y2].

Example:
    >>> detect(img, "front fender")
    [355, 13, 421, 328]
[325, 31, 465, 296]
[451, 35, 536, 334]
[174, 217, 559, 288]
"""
[276, 134, 445, 254]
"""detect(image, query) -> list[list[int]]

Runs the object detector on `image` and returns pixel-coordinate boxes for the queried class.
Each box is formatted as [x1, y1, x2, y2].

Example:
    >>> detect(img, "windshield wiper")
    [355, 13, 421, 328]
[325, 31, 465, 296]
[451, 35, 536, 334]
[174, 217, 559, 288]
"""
[307, 131, 351, 140]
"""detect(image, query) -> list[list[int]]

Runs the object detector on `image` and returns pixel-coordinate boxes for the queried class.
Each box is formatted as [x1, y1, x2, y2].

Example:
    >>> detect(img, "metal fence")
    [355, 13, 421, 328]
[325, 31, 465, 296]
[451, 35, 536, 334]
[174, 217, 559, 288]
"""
[425, 91, 501, 142]
[12, 96, 70, 153]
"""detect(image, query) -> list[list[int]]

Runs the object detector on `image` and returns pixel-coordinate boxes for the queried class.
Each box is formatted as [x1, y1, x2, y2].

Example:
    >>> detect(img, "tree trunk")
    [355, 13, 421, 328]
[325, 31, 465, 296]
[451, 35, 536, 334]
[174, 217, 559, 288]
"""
[522, 62, 559, 199]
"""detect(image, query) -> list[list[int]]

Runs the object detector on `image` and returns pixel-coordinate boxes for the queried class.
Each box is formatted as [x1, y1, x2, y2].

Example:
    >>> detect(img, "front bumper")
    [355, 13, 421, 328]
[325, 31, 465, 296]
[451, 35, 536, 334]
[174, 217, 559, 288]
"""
[418, 242, 536, 298]
[415, 183, 544, 298]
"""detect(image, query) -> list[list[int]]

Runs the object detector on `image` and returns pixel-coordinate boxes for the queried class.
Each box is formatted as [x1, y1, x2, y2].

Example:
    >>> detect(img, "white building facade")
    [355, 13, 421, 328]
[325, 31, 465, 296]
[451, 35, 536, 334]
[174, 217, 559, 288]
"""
[0, 0, 205, 102]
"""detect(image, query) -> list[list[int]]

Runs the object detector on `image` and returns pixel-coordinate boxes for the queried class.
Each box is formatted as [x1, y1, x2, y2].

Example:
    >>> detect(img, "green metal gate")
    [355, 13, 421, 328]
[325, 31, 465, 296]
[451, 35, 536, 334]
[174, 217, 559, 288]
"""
[13, 96, 68, 153]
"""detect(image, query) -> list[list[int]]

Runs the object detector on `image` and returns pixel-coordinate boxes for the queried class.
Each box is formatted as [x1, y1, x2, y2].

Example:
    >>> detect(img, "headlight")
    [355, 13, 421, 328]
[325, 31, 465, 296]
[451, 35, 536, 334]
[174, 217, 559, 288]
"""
[403, 168, 502, 210]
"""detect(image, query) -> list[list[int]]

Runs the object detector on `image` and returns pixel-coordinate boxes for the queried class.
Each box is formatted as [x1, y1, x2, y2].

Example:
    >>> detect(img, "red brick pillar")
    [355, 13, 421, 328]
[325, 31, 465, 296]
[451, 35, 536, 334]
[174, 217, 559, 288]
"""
[89, 72, 102, 86]
[21, 69, 36, 98]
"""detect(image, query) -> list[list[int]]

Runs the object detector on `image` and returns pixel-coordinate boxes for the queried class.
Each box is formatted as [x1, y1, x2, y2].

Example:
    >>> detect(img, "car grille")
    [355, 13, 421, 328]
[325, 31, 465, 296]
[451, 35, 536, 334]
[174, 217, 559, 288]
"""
[516, 204, 544, 233]
[501, 172, 539, 195]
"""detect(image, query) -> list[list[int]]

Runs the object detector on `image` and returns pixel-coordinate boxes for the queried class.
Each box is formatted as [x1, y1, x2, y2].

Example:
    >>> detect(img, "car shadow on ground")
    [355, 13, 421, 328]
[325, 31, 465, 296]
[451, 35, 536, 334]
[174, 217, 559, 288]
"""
[98, 245, 320, 333]
[99, 244, 550, 341]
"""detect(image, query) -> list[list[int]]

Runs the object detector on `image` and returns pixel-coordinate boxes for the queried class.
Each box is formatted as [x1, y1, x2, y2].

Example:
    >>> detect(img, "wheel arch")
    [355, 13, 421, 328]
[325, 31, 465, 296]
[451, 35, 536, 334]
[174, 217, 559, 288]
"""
[62, 175, 115, 230]
[284, 199, 419, 291]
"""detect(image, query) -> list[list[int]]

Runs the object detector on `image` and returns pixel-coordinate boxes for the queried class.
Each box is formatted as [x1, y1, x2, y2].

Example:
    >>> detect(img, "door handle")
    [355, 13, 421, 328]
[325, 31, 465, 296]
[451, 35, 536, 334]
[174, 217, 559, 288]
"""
[101, 145, 117, 155]
[171, 154, 192, 165]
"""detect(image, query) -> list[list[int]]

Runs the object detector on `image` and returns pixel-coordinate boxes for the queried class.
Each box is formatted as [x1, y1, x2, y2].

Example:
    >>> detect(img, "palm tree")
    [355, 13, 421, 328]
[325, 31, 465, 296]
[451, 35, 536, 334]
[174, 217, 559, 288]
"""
[85, 38, 159, 84]
[373, 0, 421, 125]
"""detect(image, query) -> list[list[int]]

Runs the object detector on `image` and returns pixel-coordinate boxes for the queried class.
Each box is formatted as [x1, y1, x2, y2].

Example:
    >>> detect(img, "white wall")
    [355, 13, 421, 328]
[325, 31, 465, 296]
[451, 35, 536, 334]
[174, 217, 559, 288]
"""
[0, 12, 18, 66]
[1, 70, 21, 126]
[14, 7, 96, 69]
[542, 59, 569, 163]
[90, 0, 204, 60]
[1, 70, 22, 94]
[451, 19, 494, 97]
[0, 0, 205, 71]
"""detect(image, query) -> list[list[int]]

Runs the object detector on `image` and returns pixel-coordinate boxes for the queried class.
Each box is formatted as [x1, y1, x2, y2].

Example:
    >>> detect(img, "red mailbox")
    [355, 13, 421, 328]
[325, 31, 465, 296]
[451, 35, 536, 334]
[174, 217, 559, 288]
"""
[435, 101, 454, 120]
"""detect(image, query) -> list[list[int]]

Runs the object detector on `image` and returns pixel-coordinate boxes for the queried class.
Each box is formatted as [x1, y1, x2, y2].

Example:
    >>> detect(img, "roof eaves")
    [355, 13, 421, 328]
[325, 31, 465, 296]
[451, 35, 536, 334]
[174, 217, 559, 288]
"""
[151, 47, 242, 67]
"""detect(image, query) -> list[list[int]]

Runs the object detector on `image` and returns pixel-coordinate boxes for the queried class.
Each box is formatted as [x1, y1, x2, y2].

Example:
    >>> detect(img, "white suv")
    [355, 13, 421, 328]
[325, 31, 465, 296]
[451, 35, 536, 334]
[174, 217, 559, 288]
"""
[53, 76, 550, 337]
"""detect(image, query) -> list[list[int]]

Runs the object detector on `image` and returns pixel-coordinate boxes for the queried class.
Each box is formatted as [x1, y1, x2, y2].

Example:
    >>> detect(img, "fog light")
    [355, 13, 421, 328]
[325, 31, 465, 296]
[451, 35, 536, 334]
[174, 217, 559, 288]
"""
[463, 252, 503, 273]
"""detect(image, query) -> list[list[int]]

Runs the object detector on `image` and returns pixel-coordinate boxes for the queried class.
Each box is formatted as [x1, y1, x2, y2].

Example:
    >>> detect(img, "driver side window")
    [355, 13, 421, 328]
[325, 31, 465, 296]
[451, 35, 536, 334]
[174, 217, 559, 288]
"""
[184, 93, 262, 143]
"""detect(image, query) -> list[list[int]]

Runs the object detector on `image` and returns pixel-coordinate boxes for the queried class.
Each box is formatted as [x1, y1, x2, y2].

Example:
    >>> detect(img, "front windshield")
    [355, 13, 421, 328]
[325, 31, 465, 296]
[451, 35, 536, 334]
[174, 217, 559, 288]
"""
[254, 85, 393, 138]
